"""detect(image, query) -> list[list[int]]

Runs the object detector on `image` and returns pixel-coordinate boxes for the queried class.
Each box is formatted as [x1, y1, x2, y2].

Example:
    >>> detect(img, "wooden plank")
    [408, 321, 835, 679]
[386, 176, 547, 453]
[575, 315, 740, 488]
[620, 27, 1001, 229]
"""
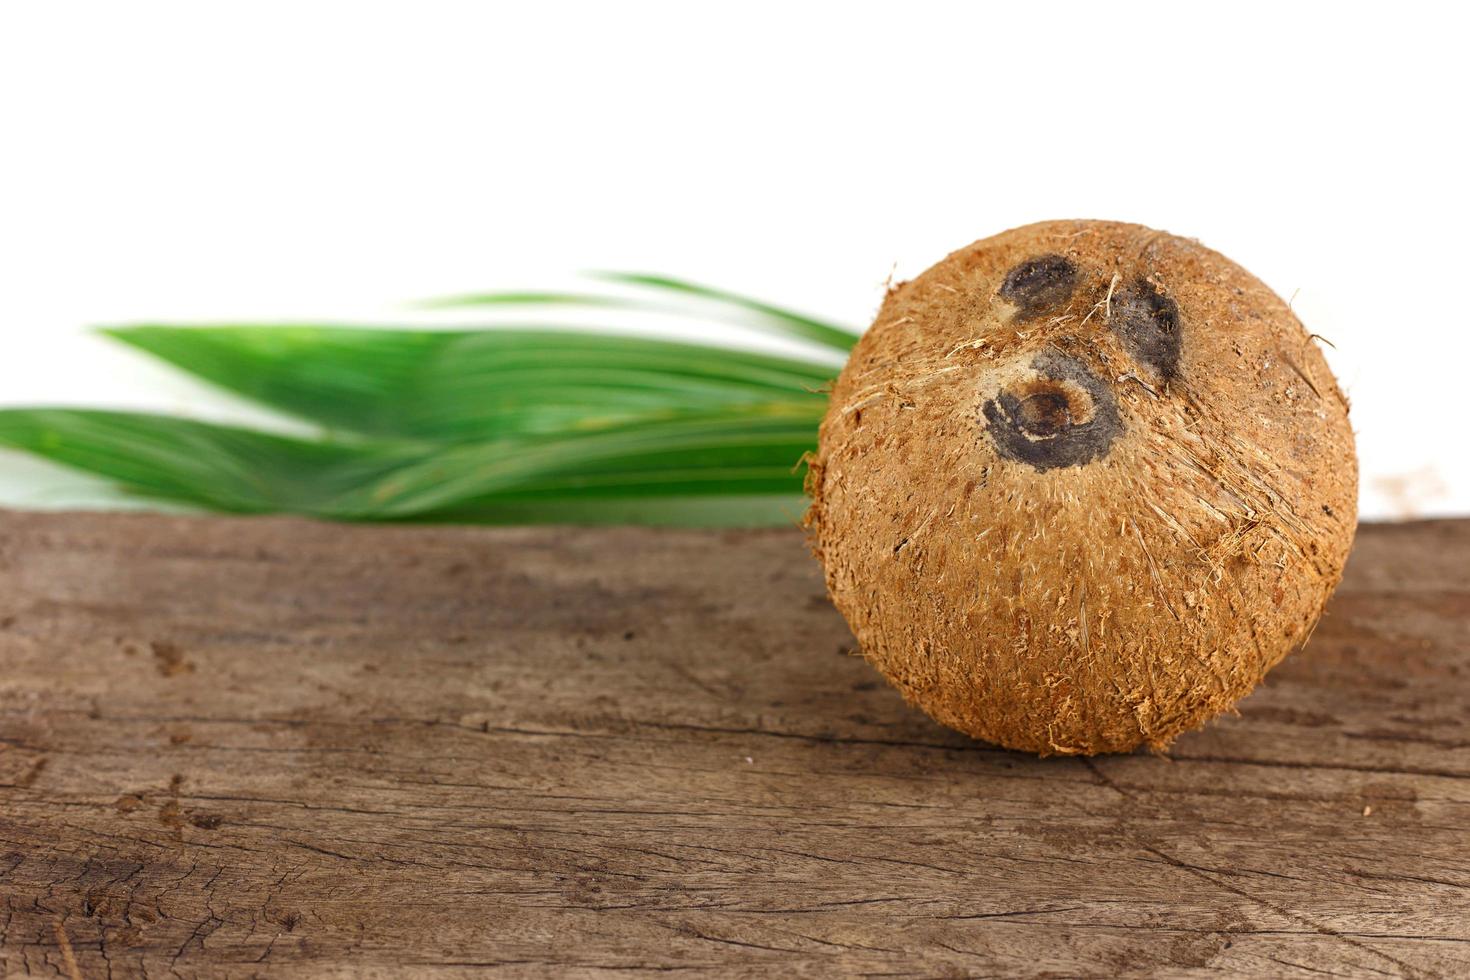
[1, 510, 1467, 978]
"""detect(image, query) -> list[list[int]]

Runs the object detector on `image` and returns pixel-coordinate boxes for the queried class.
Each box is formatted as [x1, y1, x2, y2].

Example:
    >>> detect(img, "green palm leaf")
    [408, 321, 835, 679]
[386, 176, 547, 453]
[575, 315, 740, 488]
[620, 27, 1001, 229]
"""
[592, 272, 859, 352]
[0, 408, 818, 526]
[424, 272, 859, 353]
[0, 409, 412, 513]
[0, 276, 853, 526]
[339, 412, 818, 517]
[105, 326, 833, 442]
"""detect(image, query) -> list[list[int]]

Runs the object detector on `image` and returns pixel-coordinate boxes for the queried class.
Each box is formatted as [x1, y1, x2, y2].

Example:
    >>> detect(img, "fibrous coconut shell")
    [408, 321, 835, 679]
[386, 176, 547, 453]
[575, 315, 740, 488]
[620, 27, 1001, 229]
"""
[805, 220, 1357, 755]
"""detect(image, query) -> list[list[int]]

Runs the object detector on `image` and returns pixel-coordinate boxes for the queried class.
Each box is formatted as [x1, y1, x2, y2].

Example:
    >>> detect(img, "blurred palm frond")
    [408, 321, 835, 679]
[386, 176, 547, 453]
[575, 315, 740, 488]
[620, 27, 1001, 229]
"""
[0, 275, 858, 526]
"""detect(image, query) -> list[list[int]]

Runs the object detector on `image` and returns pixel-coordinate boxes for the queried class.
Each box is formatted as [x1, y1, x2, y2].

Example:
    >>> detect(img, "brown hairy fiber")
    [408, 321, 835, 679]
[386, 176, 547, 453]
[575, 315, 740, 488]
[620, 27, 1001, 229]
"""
[806, 220, 1357, 755]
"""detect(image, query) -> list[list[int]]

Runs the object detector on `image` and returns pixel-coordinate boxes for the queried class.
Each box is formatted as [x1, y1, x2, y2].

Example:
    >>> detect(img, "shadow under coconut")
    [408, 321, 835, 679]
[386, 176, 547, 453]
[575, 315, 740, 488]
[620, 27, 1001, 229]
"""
[738, 576, 1345, 772]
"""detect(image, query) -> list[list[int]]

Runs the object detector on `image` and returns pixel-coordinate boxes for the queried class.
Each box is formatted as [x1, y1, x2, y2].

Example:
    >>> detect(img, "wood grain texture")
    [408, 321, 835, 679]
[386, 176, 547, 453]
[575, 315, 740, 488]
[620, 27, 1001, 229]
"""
[0, 510, 1467, 979]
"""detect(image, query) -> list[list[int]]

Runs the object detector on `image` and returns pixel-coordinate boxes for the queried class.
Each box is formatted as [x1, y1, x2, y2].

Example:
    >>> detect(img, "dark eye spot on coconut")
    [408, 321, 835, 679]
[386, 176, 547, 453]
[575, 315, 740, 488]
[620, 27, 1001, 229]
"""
[1013, 391, 1072, 437]
[982, 352, 1123, 471]
[999, 254, 1076, 320]
[1111, 278, 1182, 382]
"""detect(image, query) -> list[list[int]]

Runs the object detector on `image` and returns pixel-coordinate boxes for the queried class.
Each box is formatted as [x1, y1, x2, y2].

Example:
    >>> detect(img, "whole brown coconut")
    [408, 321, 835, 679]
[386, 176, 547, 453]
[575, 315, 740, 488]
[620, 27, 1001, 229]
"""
[806, 220, 1357, 755]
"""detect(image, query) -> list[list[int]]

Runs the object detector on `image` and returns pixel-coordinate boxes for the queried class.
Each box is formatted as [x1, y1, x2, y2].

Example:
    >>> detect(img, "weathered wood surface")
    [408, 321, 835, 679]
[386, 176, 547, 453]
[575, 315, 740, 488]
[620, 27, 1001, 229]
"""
[0, 510, 1467, 979]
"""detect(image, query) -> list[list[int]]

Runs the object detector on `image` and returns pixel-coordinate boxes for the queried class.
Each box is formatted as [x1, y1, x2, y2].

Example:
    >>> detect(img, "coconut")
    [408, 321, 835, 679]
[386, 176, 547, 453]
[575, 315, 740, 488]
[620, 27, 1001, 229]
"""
[805, 220, 1357, 755]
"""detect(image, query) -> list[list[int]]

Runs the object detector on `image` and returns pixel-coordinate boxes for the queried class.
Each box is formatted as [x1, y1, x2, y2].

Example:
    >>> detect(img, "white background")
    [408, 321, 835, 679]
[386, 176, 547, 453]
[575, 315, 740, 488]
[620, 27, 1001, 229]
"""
[1, 1, 1464, 518]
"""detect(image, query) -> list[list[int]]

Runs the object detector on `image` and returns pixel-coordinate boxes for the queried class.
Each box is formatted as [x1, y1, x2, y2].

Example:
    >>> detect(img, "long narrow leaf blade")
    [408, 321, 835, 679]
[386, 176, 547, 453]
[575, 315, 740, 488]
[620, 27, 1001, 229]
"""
[104, 326, 833, 442]
[341, 414, 818, 517]
[415, 291, 639, 310]
[0, 409, 412, 513]
[423, 275, 860, 352]
[0, 408, 818, 526]
[593, 272, 859, 351]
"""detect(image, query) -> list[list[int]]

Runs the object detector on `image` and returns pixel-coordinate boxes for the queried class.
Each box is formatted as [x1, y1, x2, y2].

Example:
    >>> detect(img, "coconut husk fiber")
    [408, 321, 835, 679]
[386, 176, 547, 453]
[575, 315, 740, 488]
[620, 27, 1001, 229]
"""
[805, 220, 1357, 755]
